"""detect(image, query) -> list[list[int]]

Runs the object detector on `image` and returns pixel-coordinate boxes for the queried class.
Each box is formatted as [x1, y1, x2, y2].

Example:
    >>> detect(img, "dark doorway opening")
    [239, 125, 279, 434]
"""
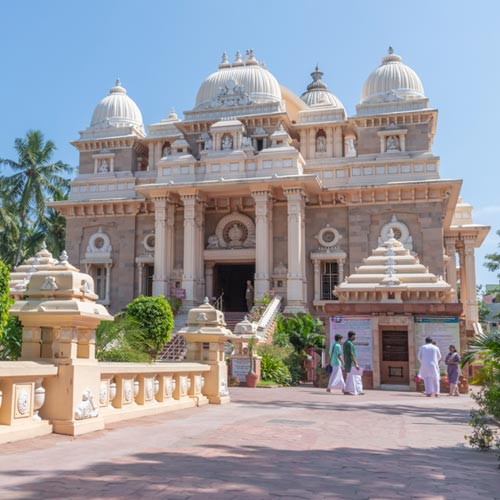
[213, 263, 255, 312]
[380, 329, 409, 384]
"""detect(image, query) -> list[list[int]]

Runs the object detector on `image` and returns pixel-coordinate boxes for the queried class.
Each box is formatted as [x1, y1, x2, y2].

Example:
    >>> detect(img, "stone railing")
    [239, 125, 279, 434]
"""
[98, 362, 211, 424]
[0, 361, 58, 444]
[255, 295, 282, 340]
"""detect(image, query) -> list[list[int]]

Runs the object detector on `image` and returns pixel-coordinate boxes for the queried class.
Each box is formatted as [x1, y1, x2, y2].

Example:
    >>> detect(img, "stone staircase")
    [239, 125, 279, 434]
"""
[223, 311, 247, 332]
[158, 311, 246, 361]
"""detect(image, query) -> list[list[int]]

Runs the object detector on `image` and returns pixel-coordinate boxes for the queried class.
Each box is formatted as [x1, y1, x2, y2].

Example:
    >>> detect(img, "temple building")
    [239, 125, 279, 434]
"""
[53, 48, 489, 384]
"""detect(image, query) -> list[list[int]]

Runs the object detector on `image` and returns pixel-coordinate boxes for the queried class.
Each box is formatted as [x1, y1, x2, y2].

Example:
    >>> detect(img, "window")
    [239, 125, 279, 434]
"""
[321, 262, 339, 300]
[256, 139, 264, 151]
[95, 266, 107, 301]
[145, 265, 154, 296]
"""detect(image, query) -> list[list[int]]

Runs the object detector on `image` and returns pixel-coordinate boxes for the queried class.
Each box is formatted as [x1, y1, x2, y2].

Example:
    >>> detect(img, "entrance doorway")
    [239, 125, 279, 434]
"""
[380, 330, 409, 384]
[213, 264, 255, 312]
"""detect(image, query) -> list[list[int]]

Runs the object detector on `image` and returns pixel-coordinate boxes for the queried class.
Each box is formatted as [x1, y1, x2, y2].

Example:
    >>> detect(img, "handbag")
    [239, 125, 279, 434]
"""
[325, 364, 333, 374]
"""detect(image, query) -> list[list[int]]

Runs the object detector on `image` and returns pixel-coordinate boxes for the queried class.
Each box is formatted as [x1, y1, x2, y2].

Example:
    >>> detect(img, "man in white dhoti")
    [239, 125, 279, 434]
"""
[344, 331, 364, 395]
[327, 334, 345, 393]
[418, 337, 442, 397]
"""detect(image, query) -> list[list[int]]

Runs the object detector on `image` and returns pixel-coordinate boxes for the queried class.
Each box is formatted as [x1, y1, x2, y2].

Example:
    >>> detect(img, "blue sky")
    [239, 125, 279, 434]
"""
[0, 0, 498, 285]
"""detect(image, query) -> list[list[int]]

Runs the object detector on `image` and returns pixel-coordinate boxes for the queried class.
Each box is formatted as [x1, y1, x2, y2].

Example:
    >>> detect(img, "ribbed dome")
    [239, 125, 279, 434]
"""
[195, 51, 282, 109]
[360, 48, 425, 104]
[300, 66, 345, 109]
[89, 80, 144, 132]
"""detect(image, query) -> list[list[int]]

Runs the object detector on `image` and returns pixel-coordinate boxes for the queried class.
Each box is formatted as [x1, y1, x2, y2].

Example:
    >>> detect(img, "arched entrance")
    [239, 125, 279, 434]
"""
[213, 263, 255, 312]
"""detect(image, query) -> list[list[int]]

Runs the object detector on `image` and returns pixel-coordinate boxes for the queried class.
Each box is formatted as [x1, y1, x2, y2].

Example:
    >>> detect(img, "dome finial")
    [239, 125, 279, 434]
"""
[115, 78, 121, 87]
[219, 51, 231, 69]
[388, 46, 394, 55]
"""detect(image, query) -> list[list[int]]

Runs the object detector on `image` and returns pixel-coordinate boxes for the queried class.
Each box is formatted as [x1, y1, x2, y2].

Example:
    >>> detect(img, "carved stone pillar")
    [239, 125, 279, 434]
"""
[152, 196, 175, 297]
[137, 263, 144, 296]
[338, 259, 345, 284]
[464, 238, 479, 325]
[252, 189, 272, 300]
[326, 127, 334, 157]
[444, 237, 458, 301]
[308, 129, 315, 159]
[333, 127, 343, 158]
[205, 262, 214, 299]
[148, 143, 155, 171]
[284, 187, 307, 313]
[457, 241, 467, 314]
[313, 259, 321, 302]
[181, 192, 203, 307]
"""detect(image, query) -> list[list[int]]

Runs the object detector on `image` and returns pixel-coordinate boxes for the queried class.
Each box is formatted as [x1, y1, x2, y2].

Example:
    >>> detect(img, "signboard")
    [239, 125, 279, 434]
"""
[170, 287, 186, 299]
[330, 316, 373, 371]
[414, 317, 460, 368]
[231, 357, 252, 383]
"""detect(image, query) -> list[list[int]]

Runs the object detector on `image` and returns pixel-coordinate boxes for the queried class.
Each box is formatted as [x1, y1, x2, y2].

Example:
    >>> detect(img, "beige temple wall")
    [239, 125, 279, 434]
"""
[77, 148, 140, 175]
[355, 121, 432, 155]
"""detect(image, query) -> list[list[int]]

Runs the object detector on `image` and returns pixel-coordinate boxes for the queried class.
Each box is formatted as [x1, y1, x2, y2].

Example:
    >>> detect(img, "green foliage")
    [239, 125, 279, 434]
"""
[0, 261, 13, 334]
[260, 353, 292, 385]
[95, 314, 153, 363]
[276, 313, 325, 354]
[0, 316, 23, 360]
[257, 343, 301, 386]
[484, 229, 500, 284]
[462, 328, 500, 451]
[0, 130, 72, 267]
[126, 295, 174, 357]
[168, 297, 182, 315]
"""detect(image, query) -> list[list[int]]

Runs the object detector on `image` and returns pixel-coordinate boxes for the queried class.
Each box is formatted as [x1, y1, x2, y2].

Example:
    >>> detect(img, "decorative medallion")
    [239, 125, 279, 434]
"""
[315, 225, 342, 249]
[16, 388, 31, 416]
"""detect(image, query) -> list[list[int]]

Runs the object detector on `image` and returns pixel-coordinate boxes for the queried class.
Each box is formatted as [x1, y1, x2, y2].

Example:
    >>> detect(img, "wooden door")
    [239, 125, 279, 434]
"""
[380, 330, 409, 384]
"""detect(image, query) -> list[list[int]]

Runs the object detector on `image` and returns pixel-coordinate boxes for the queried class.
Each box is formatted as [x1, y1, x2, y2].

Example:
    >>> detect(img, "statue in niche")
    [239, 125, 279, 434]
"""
[207, 234, 220, 249]
[316, 135, 326, 153]
[242, 136, 253, 148]
[245, 280, 254, 312]
[387, 135, 400, 151]
[162, 145, 171, 157]
[204, 137, 213, 150]
[222, 135, 233, 150]
[98, 160, 109, 173]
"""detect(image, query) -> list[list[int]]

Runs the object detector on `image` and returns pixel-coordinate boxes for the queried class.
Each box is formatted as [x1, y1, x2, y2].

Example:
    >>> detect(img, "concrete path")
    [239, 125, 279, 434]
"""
[0, 387, 498, 500]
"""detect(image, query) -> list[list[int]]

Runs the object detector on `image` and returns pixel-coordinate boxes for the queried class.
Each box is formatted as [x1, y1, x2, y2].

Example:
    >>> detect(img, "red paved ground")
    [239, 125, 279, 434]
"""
[0, 387, 498, 500]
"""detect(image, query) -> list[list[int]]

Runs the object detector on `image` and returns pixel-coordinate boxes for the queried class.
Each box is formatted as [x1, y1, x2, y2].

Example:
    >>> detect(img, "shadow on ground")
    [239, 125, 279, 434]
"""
[2, 443, 498, 500]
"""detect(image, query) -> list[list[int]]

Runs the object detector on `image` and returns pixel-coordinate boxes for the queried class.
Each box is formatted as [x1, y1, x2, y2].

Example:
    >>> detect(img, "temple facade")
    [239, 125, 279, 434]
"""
[54, 48, 488, 340]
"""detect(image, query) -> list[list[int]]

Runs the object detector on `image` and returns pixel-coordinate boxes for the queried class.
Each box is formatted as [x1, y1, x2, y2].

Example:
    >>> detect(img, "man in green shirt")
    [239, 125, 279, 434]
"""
[343, 331, 364, 395]
[327, 334, 345, 393]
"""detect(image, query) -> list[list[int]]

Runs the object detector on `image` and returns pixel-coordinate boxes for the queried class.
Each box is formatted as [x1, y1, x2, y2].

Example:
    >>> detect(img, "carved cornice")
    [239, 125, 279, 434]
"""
[50, 199, 149, 218]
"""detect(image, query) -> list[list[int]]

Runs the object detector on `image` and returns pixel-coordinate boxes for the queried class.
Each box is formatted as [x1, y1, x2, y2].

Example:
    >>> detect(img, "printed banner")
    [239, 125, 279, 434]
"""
[414, 317, 460, 369]
[330, 316, 373, 371]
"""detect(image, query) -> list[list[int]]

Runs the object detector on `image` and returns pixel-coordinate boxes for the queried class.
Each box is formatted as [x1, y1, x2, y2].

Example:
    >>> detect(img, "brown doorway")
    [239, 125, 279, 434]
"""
[213, 264, 255, 312]
[380, 330, 409, 384]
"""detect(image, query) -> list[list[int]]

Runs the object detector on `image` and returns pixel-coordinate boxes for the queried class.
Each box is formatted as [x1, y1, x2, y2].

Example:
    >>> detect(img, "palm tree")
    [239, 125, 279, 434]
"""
[0, 130, 72, 266]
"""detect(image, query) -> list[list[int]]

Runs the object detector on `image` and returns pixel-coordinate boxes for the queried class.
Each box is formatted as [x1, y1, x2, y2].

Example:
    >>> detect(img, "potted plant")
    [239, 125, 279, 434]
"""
[246, 336, 259, 388]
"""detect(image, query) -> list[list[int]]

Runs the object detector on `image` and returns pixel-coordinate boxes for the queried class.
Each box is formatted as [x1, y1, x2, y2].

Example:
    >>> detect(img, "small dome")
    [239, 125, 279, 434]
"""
[89, 80, 144, 132]
[301, 66, 345, 109]
[360, 47, 425, 105]
[195, 51, 282, 109]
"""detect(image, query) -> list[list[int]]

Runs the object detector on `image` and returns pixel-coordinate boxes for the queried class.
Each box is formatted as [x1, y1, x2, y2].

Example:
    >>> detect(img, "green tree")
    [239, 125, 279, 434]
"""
[0, 130, 72, 266]
[125, 295, 174, 358]
[0, 260, 13, 335]
[484, 229, 500, 302]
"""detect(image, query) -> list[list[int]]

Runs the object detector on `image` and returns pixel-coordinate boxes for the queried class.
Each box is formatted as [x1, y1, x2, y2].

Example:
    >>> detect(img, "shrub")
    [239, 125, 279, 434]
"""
[126, 295, 174, 357]
[258, 343, 300, 386]
[96, 314, 154, 363]
[260, 353, 292, 386]
[0, 260, 13, 335]
[0, 316, 22, 360]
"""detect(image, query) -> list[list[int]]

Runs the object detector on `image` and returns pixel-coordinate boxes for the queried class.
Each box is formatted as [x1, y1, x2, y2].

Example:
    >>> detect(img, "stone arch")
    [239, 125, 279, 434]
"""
[214, 212, 256, 249]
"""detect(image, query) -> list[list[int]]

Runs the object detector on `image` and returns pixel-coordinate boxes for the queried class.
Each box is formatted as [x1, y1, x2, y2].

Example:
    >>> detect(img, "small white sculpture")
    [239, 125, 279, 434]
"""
[204, 137, 213, 150]
[75, 389, 99, 420]
[207, 234, 220, 249]
[98, 160, 109, 173]
[41, 276, 59, 291]
[387, 135, 400, 151]
[316, 135, 326, 153]
[222, 135, 233, 150]
[242, 136, 253, 148]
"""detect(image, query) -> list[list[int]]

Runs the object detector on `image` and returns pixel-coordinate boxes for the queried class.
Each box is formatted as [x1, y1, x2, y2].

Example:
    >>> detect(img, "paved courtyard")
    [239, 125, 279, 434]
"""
[0, 386, 498, 500]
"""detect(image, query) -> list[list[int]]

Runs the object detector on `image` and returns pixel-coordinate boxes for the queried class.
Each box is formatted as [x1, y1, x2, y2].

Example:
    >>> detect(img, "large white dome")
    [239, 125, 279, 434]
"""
[300, 66, 345, 110]
[89, 80, 144, 132]
[360, 48, 425, 105]
[195, 51, 282, 109]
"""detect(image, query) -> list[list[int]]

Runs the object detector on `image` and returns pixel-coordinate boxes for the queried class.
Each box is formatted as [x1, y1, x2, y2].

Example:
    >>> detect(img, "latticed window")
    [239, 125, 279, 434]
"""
[321, 262, 339, 300]
[95, 266, 107, 300]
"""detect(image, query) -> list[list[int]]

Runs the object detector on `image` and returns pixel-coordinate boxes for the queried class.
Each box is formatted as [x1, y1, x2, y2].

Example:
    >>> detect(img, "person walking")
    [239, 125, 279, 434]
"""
[417, 337, 442, 397]
[445, 344, 461, 396]
[327, 334, 345, 393]
[344, 331, 364, 395]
